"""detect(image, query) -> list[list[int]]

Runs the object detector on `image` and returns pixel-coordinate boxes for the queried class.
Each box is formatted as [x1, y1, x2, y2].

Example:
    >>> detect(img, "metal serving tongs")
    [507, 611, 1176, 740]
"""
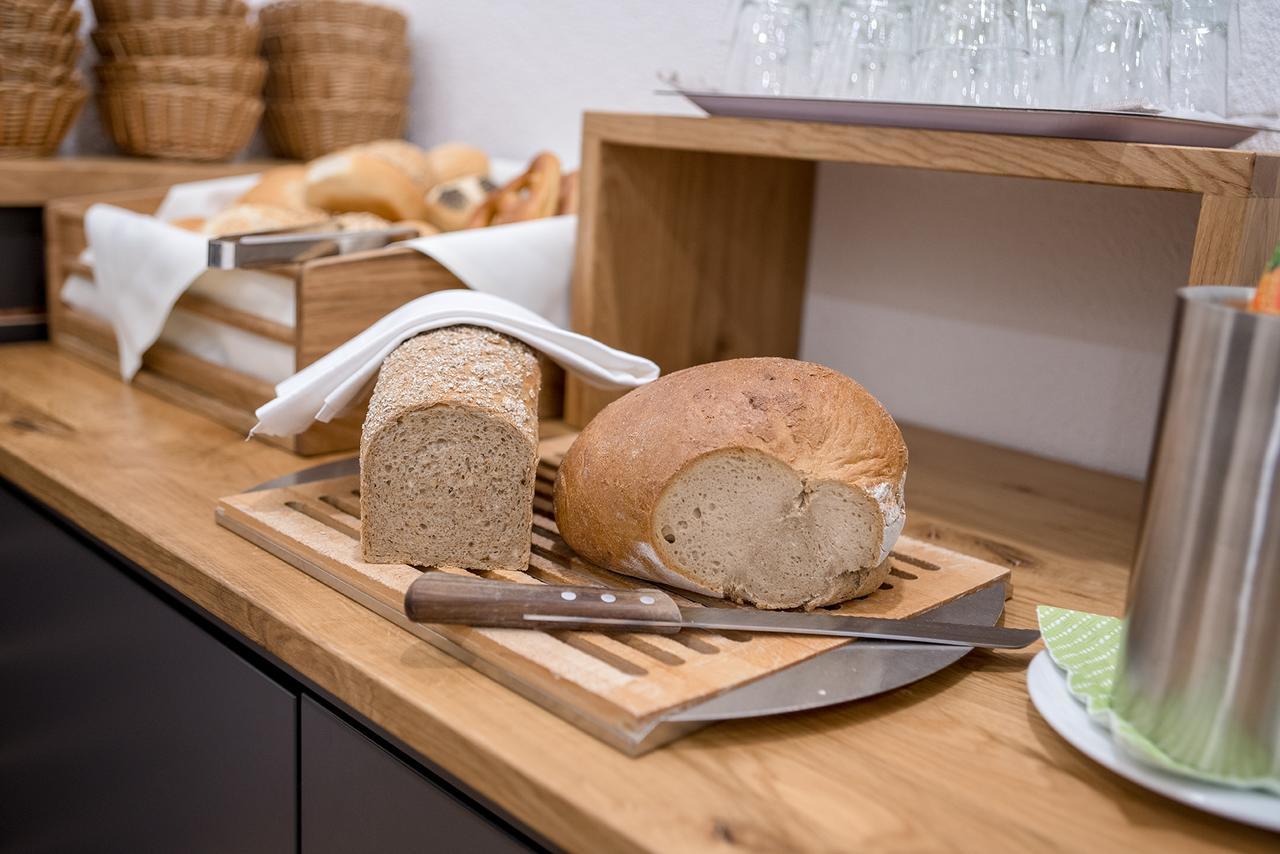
[208, 224, 420, 270]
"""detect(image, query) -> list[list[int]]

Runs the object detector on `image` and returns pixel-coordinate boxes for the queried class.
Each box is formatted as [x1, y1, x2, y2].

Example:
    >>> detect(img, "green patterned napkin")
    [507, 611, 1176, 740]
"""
[1036, 605, 1280, 795]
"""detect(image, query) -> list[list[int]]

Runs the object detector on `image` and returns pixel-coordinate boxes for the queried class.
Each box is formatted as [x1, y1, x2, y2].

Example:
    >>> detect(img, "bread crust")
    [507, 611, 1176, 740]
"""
[360, 326, 541, 569]
[304, 150, 429, 221]
[554, 358, 907, 607]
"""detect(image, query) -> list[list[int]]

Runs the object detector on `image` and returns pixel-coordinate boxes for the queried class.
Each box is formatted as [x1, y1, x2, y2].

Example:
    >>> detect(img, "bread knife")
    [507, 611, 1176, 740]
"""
[403, 574, 1038, 649]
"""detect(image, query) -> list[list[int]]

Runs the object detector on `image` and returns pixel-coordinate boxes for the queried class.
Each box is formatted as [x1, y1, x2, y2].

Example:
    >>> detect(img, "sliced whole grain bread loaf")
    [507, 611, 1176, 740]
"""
[553, 358, 907, 610]
[360, 326, 540, 571]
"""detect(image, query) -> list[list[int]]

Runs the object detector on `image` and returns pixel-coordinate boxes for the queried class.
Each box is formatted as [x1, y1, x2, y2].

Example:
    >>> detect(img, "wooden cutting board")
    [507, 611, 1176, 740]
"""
[216, 433, 1011, 754]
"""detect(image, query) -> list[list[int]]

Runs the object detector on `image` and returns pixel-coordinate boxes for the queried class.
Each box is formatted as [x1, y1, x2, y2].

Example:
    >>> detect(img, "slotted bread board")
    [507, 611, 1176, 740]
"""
[216, 433, 1011, 754]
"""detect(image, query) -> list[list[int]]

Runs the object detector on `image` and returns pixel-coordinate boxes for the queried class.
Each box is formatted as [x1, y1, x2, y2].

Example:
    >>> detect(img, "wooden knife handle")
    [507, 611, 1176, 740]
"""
[403, 573, 683, 631]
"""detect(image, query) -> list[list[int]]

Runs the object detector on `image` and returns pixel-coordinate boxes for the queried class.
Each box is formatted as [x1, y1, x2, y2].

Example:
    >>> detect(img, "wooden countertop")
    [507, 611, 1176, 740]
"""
[0, 343, 1273, 853]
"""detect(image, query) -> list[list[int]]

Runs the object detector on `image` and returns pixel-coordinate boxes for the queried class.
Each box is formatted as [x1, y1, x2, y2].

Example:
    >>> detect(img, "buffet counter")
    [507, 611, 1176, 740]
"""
[0, 342, 1271, 853]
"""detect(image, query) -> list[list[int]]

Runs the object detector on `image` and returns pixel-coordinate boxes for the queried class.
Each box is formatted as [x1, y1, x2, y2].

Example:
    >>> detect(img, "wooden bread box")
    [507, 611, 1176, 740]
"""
[43, 185, 564, 455]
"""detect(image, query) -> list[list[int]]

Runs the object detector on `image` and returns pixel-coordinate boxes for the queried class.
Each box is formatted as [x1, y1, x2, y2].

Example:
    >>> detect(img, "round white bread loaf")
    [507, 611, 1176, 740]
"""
[554, 358, 908, 610]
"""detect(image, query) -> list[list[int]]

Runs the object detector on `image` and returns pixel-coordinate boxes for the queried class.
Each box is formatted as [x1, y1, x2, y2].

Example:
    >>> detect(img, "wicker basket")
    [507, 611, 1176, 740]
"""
[262, 24, 408, 61]
[93, 18, 261, 59]
[265, 59, 410, 102]
[263, 98, 405, 160]
[90, 0, 246, 23]
[100, 85, 262, 160]
[0, 82, 88, 157]
[0, 59, 78, 87]
[98, 57, 267, 95]
[258, 0, 407, 37]
[0, 32, 83, 67]
[0, 1, 81, 34]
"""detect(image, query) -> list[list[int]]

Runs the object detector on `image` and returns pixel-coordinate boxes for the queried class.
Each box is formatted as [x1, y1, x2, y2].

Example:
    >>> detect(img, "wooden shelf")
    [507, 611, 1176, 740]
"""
[567, 113, 1280, 425]
[0, 156, 287, 207]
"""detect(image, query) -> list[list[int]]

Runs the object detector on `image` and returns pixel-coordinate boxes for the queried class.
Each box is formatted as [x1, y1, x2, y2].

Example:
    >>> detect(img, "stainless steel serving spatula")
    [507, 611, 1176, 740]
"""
[403, 574, 1039, 649]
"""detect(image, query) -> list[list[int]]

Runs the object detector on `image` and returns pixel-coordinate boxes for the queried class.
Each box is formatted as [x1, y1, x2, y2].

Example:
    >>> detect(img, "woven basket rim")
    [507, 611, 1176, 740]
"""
[0, 31, 79, 47]
[91, 0, 248, 24]
[101, 83, 263, 104]
[266, 97, 406, 112]
[259, 0, 406, 33]
[267, 56, 410, 73]
[0, 80, 88, 98]
[94, 15, 255, 34]
[103, 56, 267, 71]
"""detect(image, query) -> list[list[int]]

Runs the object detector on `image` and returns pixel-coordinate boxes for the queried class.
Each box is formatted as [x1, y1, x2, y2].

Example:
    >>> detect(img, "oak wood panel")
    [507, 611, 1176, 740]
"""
[583, 113, 1272, 198]
[566, 143, 815, 425]
[0, 344, 1273, 853]
[1188, 193, 1280, 285]
[0, 156, 281, 207]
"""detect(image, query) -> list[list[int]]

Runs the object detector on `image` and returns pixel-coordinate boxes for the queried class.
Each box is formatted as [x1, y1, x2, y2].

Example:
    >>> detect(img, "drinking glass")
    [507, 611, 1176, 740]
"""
[914, 0, 1033, 107]
[1169, 0, 1231, 117]
[817, 0, 915, 100]
[1028, 1, 1068, 107]
[722, 0, 816, 95]
[1070, 0, 1172, 111]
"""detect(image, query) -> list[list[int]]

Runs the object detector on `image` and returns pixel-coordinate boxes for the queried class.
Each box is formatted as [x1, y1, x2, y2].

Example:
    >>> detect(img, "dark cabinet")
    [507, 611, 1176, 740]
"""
[301, 697, 533, 854]
[0, 481, 544, 854]
[0, 482, 297, 853]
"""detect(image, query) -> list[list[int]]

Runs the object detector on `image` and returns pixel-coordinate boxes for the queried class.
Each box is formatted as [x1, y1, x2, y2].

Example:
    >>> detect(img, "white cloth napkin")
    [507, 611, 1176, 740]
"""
[84, 204, 211, 380]
[400, 216, 576, 328]
[252, 289, 659, 437]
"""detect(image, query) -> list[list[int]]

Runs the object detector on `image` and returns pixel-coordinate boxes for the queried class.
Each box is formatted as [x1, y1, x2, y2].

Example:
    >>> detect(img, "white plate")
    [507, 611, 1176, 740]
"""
[1027, 650, 1280, 832]
[672, 90, 1268, 149]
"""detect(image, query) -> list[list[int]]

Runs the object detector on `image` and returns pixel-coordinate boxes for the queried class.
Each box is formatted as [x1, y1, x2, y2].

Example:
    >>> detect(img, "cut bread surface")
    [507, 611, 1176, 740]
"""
[361, 406, 533, 570]
[360, 326, 540, 572]
[553, 357, 908, 610]
[654, 449, 891, 609]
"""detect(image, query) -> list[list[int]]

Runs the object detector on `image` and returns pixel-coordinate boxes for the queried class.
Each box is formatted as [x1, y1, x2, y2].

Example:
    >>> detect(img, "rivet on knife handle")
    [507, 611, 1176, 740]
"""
[403, 573, 684, 632]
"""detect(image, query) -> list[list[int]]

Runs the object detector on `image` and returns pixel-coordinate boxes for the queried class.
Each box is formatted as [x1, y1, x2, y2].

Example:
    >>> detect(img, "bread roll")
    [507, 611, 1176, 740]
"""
[203, 203, 328, 237]
[468, 152, 560, 228]
[328, 211, 391, 231]
[304, 148, 429, 221]
[360, 326, 541, 571]
[554, 358, 908, 610]
[422, 174, 495, 231]
[237, 165, 317, 213]
[423, 142, 488, 186]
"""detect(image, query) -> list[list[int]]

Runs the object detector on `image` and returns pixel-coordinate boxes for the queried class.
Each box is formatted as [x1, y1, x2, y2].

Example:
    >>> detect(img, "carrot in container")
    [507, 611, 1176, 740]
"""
[1249, 243, 1280, 314]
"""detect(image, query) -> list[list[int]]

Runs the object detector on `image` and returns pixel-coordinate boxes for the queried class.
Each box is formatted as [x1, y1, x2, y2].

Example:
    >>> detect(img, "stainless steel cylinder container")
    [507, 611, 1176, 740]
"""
[1114, 286, 1279, 784]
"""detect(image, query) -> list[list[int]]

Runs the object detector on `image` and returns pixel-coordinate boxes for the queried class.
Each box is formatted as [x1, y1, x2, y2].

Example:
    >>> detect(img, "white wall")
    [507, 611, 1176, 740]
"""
[69, 0, 1280, 477]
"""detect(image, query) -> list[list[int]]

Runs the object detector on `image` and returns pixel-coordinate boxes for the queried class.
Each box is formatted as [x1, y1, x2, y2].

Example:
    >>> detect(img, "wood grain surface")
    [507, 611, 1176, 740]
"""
[218, 457, 1009, 753]
[583, 113, 1273, 198]
[0, 344, 1273, 852]
[0, 156, 282, 207]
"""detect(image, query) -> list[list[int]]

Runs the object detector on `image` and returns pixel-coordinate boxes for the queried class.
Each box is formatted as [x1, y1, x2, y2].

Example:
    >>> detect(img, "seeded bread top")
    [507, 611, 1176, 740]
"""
[361, 325, 540, 447]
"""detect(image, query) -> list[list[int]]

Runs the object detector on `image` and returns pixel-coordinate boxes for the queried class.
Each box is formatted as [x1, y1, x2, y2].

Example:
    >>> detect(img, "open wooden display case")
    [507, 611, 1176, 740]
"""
[567, 112, 1280, 426]
[44, 187, 564, 455]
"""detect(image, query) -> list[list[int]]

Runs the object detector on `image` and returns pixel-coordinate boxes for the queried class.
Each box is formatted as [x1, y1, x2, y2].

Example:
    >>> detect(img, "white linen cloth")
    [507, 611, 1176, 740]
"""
[79, 162, 575, 382]
[252, 289, 660, 437]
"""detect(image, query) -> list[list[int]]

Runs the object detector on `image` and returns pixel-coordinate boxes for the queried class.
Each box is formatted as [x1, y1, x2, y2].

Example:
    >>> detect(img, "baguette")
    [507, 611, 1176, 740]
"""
[360, 326, 541, 571]
[554, 358, 908, 609]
